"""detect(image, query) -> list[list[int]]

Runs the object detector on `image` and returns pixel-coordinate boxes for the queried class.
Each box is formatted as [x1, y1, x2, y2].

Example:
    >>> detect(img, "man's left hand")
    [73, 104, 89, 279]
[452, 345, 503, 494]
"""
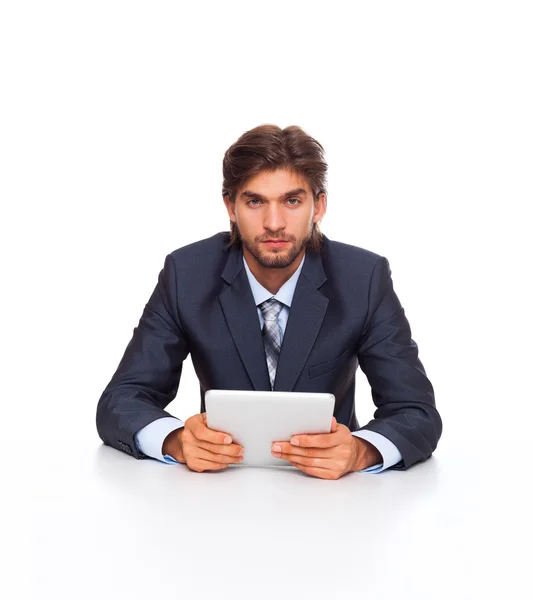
[271, 417, 382, 480]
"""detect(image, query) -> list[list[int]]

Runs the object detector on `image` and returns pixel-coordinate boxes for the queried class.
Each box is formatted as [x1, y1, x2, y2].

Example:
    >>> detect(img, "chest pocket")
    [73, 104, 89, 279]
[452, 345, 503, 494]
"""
[308, 347, 352, 379]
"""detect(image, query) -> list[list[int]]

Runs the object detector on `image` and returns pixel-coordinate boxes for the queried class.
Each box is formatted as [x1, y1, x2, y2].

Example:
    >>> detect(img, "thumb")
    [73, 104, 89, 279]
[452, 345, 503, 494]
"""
[331, 416, 338, 432]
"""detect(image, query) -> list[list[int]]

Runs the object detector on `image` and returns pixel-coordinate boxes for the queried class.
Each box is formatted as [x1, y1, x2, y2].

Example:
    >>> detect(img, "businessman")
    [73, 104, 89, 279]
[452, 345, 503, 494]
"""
[96, 124, 442, 480]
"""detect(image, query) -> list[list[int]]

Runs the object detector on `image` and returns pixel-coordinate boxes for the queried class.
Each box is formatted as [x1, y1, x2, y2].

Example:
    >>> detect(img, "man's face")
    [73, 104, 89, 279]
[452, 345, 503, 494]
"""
[224, 169, 326, 269]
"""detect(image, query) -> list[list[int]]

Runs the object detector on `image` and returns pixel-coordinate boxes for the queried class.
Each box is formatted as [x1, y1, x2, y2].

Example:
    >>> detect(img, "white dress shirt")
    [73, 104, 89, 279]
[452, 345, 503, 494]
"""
[135, 252, 403, 472]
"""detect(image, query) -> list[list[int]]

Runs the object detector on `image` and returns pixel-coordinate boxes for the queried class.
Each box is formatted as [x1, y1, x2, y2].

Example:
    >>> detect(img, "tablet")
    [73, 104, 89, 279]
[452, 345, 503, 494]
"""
[205, 389, 335, 467]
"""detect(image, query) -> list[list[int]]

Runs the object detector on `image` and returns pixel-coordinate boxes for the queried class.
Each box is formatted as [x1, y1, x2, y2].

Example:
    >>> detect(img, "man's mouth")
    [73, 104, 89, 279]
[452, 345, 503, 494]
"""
[262, 240, 289, 246]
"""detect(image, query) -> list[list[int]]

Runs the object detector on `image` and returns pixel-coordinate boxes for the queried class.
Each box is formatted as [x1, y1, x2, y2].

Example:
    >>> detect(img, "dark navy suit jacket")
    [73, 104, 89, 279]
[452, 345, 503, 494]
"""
[96, 232, 442, 470]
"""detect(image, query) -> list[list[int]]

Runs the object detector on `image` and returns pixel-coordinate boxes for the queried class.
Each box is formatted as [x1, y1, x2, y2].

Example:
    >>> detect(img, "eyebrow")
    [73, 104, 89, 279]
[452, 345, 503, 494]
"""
[239, 188, 308, 201]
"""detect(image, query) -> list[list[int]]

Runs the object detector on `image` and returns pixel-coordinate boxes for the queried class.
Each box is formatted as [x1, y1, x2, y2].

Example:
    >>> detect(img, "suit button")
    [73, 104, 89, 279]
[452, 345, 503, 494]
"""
[117, 441, 132, 454]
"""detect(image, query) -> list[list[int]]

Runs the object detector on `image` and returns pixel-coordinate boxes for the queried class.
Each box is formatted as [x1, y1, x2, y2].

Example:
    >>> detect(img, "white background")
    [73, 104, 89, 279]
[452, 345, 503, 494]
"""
[0, 0, 533, 600]
[1, 3, 532, 587]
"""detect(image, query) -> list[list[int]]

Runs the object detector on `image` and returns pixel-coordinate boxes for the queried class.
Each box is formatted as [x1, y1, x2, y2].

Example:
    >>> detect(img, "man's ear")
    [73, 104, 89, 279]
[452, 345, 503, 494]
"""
[313, 192, 327, 223]
[223, 194, 236, 223]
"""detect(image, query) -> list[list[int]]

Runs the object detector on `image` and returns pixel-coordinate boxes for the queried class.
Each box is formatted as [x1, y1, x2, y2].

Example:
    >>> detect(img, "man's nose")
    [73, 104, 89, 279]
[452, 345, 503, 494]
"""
[263, 204, 285, 231]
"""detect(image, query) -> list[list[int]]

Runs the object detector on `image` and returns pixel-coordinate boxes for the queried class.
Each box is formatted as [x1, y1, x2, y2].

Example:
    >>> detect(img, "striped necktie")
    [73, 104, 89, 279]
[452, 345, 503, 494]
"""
[258, 298, 284, 390]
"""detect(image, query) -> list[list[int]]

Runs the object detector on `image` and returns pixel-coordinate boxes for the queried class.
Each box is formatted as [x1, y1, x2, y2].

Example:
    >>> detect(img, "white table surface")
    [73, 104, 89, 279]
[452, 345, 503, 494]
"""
[6, 437, 531, 600]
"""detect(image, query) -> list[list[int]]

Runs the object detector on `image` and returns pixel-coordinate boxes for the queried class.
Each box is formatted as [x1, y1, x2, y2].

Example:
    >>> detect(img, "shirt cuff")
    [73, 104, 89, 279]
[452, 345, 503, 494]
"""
[134, 417, 184, 464]
[351, 429, 402, 473]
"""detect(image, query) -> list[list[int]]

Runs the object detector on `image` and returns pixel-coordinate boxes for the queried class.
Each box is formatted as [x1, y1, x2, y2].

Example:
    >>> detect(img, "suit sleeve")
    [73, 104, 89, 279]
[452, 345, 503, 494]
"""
[355, 256, 442, 470]
[96, 253, 190, 459]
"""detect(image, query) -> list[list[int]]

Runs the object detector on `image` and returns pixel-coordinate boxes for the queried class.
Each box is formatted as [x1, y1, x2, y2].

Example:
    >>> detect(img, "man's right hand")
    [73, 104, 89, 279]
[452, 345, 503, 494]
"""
[162, 412, 245, 472]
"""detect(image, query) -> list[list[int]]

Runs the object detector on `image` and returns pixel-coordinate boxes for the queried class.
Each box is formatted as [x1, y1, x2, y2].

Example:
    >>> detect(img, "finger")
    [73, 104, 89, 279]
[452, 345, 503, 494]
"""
[187, 457, 231, 472]
[190, 415, 233, 445]
[289, 461, 341, 480]
[194, 446, 244, 465]
[275, 452, 332, 469]
[272, 442, 336, 459]
[197, 439, 244, 458]
[289, 430, 342, 449]
[331, 416, 338, 432]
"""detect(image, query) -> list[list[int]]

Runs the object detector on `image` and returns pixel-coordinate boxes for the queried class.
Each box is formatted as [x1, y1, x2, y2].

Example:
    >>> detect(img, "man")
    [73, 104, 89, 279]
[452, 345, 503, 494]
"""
[96, 124, 442, 480]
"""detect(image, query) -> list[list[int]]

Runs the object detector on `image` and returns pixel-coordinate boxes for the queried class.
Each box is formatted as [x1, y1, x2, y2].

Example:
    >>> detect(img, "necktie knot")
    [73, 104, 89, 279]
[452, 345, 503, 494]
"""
[259, 298, 284, 321]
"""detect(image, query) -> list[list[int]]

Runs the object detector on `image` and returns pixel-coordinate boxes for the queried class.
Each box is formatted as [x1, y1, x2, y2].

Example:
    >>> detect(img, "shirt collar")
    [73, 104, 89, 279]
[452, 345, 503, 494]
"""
[243, 253, 305, 308]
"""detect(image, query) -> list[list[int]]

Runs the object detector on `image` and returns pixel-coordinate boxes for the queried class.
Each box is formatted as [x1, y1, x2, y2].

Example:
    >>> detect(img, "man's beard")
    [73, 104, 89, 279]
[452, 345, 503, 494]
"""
[235, 224, 313, 269]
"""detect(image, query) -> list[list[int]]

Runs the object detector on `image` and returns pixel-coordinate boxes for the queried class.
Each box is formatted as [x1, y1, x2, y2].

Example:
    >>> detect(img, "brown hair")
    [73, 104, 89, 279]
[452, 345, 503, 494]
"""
[222, 124, 328, 252]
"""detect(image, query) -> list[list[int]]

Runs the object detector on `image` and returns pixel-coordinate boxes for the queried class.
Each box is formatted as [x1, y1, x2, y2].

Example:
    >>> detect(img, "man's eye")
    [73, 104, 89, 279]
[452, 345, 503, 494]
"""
[246, 198, 300, 206]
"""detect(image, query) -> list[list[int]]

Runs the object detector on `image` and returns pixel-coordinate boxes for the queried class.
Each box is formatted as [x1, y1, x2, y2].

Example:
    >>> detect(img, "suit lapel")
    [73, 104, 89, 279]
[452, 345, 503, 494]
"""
[274, 250, 329, 391]
[219, 245, 271, 391]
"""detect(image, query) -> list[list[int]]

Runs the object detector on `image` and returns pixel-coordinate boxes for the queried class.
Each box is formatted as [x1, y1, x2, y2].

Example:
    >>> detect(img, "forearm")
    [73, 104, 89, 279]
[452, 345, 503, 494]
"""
[97, 391, 175, 459]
